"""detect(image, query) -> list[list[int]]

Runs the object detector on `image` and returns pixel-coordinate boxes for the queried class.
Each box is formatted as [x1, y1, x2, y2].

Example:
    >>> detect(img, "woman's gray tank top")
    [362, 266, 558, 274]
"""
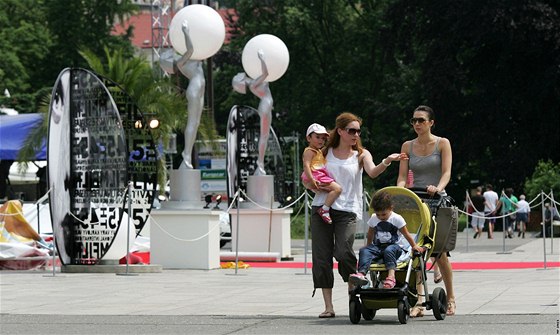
[408, 138, 442, 189]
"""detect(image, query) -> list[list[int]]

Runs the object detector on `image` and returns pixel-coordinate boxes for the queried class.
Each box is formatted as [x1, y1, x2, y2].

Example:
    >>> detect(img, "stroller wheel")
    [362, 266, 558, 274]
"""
[397, 300, 409, 324]
[431, 287, 447, 320]
[362, 306, 376, 320]
[349, 296, 361, 324]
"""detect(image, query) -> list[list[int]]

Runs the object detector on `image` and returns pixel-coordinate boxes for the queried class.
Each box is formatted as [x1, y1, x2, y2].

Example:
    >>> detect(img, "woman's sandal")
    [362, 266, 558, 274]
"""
[434, 271, 443, 284]
[410, 304, 425, 318]
[383, 276, 396, 289]
[318, 310, 336, 318]
[446, 299, 456, 316]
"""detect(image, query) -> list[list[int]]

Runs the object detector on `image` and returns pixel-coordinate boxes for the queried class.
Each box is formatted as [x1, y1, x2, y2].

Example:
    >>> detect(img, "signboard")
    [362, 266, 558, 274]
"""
[47, 68, 157, 265]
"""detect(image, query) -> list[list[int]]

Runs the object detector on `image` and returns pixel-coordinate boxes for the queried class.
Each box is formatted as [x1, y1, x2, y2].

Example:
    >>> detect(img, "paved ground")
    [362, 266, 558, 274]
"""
[1, 231, 559, 334]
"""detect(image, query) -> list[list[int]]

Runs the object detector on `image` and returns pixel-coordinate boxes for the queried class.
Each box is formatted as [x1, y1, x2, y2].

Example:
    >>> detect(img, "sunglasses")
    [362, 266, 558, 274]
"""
[410, 117, 429, 125]
[345, 128, 361, 136]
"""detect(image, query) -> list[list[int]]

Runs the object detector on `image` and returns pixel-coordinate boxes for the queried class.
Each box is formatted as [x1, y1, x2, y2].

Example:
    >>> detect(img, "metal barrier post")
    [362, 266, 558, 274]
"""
[234, 189, 241, 275]
[303, 190, 310, 274]
[117, 182, 138, 276]
[550, 190, 555, 255]
[497, 215, 511, 254]
[540, 190, 547, 269]
[465, 190, 470, 253]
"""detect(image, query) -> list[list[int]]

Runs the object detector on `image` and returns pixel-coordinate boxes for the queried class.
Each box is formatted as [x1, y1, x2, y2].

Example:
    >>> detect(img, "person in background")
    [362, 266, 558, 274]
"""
[498, 188, 517, 238]
[307, 112, 407, 319]
[470, 186, 486, 239]
[483, 184, 499, 239]
[396, 105, 455, 317]
[540, 202, 560, 238]
[509, 189, 519, 234]
[516, 194, 530, 238]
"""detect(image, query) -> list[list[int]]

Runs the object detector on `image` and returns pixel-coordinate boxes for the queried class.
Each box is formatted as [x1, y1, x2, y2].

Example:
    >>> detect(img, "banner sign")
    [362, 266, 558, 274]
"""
[47, 68, 157, 265]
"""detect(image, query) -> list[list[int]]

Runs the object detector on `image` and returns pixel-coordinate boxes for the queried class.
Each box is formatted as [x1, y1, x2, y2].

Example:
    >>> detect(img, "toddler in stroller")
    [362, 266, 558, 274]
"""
[349, 190, 423, 289]
[348, 186, 448, 324]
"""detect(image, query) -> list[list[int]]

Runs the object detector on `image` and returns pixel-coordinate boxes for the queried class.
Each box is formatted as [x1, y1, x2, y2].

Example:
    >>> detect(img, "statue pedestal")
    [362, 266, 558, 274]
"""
[243, 175, 278, 208]
[149, 209, 221, 269]
[231, 174, 291, 258]
[230, 208, 292, 259]
[165, 169, 205, 209]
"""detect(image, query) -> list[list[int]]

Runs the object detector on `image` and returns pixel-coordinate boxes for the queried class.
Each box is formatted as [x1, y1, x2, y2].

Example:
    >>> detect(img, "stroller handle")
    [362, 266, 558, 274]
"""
[406, 187, 444, 199]
[406, 187, 448, 214]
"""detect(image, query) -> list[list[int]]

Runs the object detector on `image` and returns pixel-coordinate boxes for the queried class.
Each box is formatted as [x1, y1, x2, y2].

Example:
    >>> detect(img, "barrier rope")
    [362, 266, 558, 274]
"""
[542, 192, 560, 206]
[148, 213, 221, 242]
[236, 189, 306, 212]
[0, 187, 56, 218]
[146, 190, 240, 243]
[461, 191, 543, 220]
[5, 183, 556, 246]
[0, 204, 25, 218]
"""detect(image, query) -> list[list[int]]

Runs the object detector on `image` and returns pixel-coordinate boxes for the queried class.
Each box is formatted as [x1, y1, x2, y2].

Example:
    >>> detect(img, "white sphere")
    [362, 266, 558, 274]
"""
[242, 34, 290, 82]
[169, 4, 226, 60]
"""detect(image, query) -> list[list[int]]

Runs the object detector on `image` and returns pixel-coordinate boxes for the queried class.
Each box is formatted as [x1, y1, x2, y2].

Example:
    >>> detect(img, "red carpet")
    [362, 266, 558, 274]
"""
[135, 252, 559, 270]
[231, 261, 560, 270]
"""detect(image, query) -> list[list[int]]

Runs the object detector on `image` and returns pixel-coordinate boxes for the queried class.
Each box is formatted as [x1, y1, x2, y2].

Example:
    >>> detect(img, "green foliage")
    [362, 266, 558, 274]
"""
[0, 0, 137, 105]
[0, 0, 52, 95]
[80, 47, 188, 191]
[290, 212, 307, 240]
[43, 0, 137, 74]
[381, 1, 560, 198]
[80, 47, 187, 138]
[523, 160, 560, 201]
[79, 46, 220, 190]
[220, 0, 559, 201]
[3, 0, 559, 204]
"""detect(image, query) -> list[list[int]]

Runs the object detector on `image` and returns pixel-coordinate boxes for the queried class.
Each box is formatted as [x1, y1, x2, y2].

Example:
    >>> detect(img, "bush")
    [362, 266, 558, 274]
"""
[524, 160, 560, 201]
[290, 206, 309, 239]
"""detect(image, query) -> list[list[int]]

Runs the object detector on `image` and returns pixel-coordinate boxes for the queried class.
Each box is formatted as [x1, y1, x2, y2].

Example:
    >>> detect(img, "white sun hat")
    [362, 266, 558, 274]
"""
[306, 123, 329, 137]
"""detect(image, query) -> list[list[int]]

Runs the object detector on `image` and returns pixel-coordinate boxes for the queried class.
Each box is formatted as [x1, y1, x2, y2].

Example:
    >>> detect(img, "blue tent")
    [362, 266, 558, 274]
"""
[0, 113, 46, 160]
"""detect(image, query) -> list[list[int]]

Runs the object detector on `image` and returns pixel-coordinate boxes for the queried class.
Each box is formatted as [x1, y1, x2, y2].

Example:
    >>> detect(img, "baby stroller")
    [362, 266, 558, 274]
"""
[348, 186, 448, 324]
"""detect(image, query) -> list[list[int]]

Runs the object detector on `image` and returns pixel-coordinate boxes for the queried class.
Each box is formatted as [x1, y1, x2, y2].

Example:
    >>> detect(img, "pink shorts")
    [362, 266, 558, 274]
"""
[301, 167, 334, 184]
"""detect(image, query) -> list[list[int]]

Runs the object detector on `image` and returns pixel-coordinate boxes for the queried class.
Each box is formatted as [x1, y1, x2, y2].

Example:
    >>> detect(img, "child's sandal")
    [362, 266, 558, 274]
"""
[382, 276, 396, 289]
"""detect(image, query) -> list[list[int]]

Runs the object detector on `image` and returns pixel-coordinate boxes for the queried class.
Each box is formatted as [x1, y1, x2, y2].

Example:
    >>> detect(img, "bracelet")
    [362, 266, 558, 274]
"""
[381, 158, 391, 167]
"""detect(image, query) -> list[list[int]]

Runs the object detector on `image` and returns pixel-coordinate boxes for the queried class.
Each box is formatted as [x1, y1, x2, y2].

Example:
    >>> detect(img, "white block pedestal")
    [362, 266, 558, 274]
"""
[150, 209, 221, 269]
[230, 208, 293, 259]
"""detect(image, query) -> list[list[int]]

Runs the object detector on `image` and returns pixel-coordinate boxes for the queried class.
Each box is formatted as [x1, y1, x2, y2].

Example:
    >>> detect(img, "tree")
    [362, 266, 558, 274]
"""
[42, 0, 137, 91]
[0, 0, 53, 111]
[80, 47, 193, 190]
[382, 0, 560, 197]
[214, 0, 427, 190]
[0, 0, 138, 113]
[524, 160, 560, 201]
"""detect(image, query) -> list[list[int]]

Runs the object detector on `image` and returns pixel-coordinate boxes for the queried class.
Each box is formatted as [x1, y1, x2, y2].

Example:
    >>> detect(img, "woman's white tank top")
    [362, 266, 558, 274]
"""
[312, 148, 363, 220]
